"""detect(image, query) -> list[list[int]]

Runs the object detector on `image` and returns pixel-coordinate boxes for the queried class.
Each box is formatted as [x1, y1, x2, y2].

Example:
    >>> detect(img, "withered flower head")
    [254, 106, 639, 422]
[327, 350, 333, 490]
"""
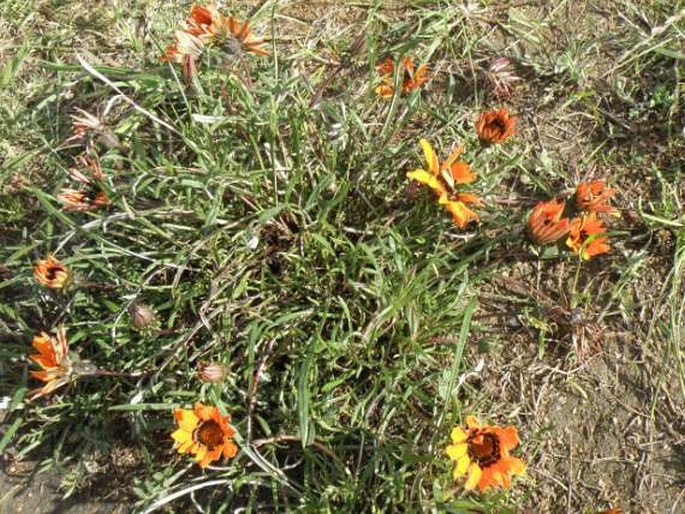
[58, 190, 110, 211]
[33, 254, 71, 289]
[527, 199, 571, 245]
[171, 402, 238, 468]
[58, 155, 111, 212]
[128, 303, 157, 331]
[486, 58, 522, 98]
[69, 155, 105, 183]
[66, 108, 119, 149]
[162, 30, 205, 63]
[575, 180, 619, 216]
[161, 30, 204, 80]
[476, 108, 517, 144]
[566, 214, 611, 260]
[195, 361, 228, 383]
[446, 416, 526, 492]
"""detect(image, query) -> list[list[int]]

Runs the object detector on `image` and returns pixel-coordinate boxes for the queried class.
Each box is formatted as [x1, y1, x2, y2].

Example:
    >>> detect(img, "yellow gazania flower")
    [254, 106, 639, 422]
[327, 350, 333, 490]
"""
[439, 194, 482, 229]
[407, 139, 481, 228]
[407, 139, 477, 197]
[172, 402, 238, 468]
[33, 254, 71, 289]
[446, 416, 526, 492]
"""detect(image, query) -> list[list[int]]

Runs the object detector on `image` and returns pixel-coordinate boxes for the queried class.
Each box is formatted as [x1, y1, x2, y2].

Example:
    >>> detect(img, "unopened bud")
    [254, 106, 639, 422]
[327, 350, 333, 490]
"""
[97, 128, 121, 150]
[72, 359, 99, 376]
[195, 361, 228, 383]
[128, 303, 157, 330]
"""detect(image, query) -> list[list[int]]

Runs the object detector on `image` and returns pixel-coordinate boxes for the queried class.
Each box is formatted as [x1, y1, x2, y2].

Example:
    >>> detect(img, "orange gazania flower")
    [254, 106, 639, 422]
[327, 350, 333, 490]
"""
[172, 402, 238, 468]
[33, 254, 70, 289]
[184, 3, 268, 56]
[446, 416, 526, 492]
[527, 199, 571, 245]
[375, 57, 428, 98]
[476, 108, 517, 144]
[184, 3, 217, 37]
[407, 139, 481, 228]
[29, 325, 74, 400]
[566, 214, 610, 260]
[575, 180, 619, 216]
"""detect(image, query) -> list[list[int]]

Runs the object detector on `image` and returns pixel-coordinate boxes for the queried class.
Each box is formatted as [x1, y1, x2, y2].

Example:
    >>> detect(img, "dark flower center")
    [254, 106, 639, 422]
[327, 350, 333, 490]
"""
[194, 420, 224, 450]
[490, 117, 506, 134]
[46, 266, 61, 280]
[403, 67, 414, 82]
[85, 188, 101, 202]
[468, 432, 501, 468]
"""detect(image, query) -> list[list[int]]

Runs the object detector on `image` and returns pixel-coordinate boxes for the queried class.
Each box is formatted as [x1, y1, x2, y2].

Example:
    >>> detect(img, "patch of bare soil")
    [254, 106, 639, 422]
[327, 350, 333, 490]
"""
[474, 252, 685, 512]
[0, 464, 128, 514]
[0, 441, 143, 514]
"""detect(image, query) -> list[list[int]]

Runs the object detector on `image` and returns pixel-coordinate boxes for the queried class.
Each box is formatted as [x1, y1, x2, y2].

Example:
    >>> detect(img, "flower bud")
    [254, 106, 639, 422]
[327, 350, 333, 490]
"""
[195, 361, 228, 384]
[128, 303, 157, 330]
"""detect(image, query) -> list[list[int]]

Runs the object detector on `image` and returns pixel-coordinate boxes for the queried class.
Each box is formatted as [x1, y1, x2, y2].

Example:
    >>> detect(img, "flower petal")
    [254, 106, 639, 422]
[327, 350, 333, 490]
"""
[450, 427, 468, 444]
[449, 161, 477, 185]
[222, 440, 238, 459]
[406, 169, 445, 196]
[419, 139, 439, 176]
[172, 428, 192, 445]
[174, 408, 199, 432]
[194, 446, 208, 466]
[508, 456, 526, 476]
[193, 402, 216, 421]
[454, 454, 471, 477]
[443, 201, 479, 228]
[464, 463, 483, 490]
[496, 426, 520, 451]
[177, 439, 195, 454]
[446, 443, 468, 460]
[465, 416, 481, 430]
